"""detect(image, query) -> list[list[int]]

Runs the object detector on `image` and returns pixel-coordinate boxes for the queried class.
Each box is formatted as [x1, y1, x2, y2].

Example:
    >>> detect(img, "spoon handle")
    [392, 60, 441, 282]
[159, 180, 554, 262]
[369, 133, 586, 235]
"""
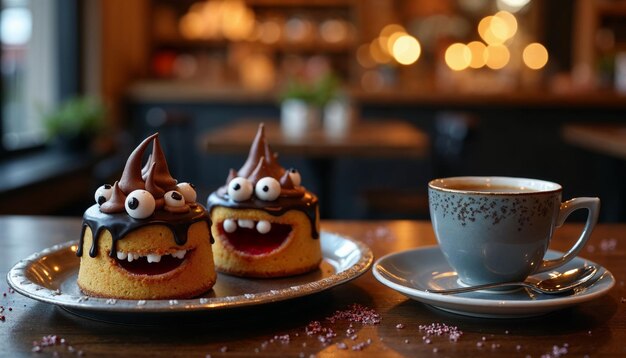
[426, 281, 534, 295]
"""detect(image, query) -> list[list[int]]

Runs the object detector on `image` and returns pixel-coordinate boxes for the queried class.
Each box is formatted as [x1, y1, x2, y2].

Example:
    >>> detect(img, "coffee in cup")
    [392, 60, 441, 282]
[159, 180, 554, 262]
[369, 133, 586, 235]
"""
[428, 176, 600, 286]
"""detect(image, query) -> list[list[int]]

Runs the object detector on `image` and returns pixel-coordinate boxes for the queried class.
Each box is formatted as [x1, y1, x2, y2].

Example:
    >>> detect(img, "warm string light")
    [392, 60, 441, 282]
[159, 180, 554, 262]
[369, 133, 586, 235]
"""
[363, 23, 422, 66]
[442, 9, 547, 72]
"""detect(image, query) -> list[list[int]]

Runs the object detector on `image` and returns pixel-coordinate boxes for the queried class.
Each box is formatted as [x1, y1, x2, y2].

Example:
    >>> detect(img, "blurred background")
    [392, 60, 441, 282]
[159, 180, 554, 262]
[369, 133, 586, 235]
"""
[1, 0, 626, 221]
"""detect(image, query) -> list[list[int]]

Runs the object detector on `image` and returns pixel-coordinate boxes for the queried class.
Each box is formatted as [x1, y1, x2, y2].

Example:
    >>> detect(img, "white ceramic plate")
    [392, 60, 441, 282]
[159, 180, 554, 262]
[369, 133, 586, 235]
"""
[373, 246, 615, 318]
[7, 232, 372, 321]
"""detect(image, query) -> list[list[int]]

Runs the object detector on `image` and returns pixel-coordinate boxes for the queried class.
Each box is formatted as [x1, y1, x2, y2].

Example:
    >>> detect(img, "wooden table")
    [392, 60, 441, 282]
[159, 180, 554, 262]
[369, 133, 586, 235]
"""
[203, 119, 430, 217]
[1, 216, 625, 357]
[562, 123, 626, 160]
[202, 120, 430, 158]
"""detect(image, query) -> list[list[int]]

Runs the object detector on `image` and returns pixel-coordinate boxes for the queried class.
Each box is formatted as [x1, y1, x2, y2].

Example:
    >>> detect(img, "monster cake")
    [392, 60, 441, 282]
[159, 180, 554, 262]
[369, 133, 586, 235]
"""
[77, 133, 216, 299]
[207, 123, 321, 277]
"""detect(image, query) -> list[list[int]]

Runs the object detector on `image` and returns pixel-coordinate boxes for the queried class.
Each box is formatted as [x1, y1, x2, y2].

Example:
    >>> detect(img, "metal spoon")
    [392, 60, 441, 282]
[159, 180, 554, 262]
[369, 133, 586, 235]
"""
[426, 265, 598, 295]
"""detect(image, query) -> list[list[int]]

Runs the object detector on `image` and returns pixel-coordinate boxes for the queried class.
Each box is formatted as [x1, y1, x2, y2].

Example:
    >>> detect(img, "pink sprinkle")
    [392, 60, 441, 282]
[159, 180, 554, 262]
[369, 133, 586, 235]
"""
[326, 304, 381, 325]
[274, 334, 290, 344]
[351, 339, 372, 351]
[516, 345, 523, 351]
[424, 338, 432, 344]
[477, 342, 484, 348]
[418, 322, 463, 342]
[404, 339, 409, 344]
[219, 346, 228, 353]
[336, 342, 348, 350]
[433, 348, 439, 353]
[396, 323, 405, 329]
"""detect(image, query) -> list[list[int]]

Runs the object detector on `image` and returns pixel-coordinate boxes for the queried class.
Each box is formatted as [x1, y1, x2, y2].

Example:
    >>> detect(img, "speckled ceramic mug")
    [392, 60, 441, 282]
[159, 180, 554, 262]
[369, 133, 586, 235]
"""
[428, 177, 600, 286]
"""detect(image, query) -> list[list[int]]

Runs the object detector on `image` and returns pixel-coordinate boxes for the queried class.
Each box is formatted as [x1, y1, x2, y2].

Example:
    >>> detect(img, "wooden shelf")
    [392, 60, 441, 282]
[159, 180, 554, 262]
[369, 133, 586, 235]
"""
[126, 80, 626, 109]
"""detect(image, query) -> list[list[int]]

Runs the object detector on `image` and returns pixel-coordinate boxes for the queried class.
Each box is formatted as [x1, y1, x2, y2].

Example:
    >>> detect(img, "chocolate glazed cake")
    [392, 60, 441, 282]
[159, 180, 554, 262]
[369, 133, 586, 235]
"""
[77, 133, 216, 299]
[207, 123, 322, 278]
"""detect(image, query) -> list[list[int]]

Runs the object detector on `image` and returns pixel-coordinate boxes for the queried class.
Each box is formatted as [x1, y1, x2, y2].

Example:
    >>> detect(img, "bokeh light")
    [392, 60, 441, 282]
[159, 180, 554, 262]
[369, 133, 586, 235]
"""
[320, 19, 348, 44]
[370, 39, 392, 64]
[497, 0, 531, 13]
[478, 16, 509, 45]
[523, 42, 548, 70]
[392, 35, 421, 65]
[445, 43, 471, 71]
[467, 41, 487, 69]
[356, 43, 376, 68]
[495, 11, 518, 39]
[485, 44, 510, 69]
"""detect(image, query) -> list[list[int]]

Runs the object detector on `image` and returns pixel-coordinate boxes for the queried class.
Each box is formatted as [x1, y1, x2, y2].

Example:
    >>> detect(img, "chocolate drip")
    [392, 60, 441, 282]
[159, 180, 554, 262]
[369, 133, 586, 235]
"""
[77, 204, 213, 258]
[207, 192, 319, 239]
[119, 133, 156, 193]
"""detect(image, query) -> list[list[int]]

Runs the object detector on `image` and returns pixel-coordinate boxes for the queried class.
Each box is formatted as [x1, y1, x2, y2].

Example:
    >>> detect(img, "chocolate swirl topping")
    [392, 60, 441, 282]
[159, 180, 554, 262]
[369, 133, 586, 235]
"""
[104, 133, 179, 213]
[207, 123, 319, 238]
[78, 132, 210, 257]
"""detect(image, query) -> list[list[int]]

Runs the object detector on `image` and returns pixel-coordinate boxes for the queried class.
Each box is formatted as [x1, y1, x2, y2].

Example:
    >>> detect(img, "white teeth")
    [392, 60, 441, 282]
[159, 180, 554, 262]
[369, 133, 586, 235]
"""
[224, 219, 237, 233]
[117, 251, 187, 263]
[238, 219, 255, 229]
[256, 220, 271, 234]
[224, 218, 276, 234]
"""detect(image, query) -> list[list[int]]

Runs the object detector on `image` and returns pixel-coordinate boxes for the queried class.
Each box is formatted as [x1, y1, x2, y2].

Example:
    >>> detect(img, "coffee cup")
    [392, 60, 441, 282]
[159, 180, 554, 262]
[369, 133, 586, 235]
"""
[428, 176, 600, 286]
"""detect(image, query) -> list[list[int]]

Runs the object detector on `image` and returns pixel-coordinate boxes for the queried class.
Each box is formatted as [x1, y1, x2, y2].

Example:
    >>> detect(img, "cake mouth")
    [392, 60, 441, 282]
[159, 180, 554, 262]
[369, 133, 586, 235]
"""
[114, 249, 190, 276]
[218, 218, 293, 256]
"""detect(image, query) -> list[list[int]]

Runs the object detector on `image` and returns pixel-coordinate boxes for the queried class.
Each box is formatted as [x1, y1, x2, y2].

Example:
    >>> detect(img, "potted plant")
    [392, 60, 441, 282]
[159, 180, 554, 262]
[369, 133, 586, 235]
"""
[279, 72, 340, 138]
[43, 96, 106, 152]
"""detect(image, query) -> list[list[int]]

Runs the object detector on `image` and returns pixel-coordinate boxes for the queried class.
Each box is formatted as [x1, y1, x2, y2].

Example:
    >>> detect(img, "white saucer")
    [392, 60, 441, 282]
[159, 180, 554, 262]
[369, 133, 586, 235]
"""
[373, 246, 615, 318]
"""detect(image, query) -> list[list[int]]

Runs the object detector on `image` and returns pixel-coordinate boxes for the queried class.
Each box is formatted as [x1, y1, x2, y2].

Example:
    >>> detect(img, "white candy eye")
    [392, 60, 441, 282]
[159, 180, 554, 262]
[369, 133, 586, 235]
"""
[125, 190, 156, 219]
[176, 182, 197, 203]
[228, 177, 253, 202]
[165, 190, 186, 207]
[255, 177, 281, 201]
[288, 168, 302, 187]
[94, 184, 113, 206]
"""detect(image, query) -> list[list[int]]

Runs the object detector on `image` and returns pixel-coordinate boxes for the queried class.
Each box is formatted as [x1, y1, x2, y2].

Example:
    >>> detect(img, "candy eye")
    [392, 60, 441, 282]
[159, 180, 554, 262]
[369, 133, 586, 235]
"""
[255, 177, 281, 201]
[288, 168, 302, 187]
[176, 182, 197, 203]
[94, 184, 113, 206]
[228, 177, 253, 202]
[165, 190, 186, 208]
[125, 190, 156, 219]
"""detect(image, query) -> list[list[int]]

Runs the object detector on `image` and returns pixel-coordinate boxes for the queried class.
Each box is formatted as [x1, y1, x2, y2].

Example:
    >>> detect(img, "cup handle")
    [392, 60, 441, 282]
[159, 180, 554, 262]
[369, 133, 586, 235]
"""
[535, 197, 600, 273]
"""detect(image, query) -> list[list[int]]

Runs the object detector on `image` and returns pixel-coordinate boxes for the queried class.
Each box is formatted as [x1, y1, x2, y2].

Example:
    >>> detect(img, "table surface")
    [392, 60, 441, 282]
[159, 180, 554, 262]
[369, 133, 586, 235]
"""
[1, 216, 625, 357]
[562, 123, 626, 160]
[202, 119, 430, 158]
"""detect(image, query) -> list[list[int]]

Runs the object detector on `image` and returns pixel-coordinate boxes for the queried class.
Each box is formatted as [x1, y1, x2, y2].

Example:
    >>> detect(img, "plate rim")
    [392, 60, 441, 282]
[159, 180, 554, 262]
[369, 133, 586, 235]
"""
[6, 231, 373, 313]
[373, 245, 615, 316]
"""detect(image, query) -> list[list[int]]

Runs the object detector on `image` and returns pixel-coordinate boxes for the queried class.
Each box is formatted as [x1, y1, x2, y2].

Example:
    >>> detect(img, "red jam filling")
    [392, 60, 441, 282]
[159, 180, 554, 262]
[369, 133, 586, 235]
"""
[116, 254, 185, 275]
[220, 222, 292, 255]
